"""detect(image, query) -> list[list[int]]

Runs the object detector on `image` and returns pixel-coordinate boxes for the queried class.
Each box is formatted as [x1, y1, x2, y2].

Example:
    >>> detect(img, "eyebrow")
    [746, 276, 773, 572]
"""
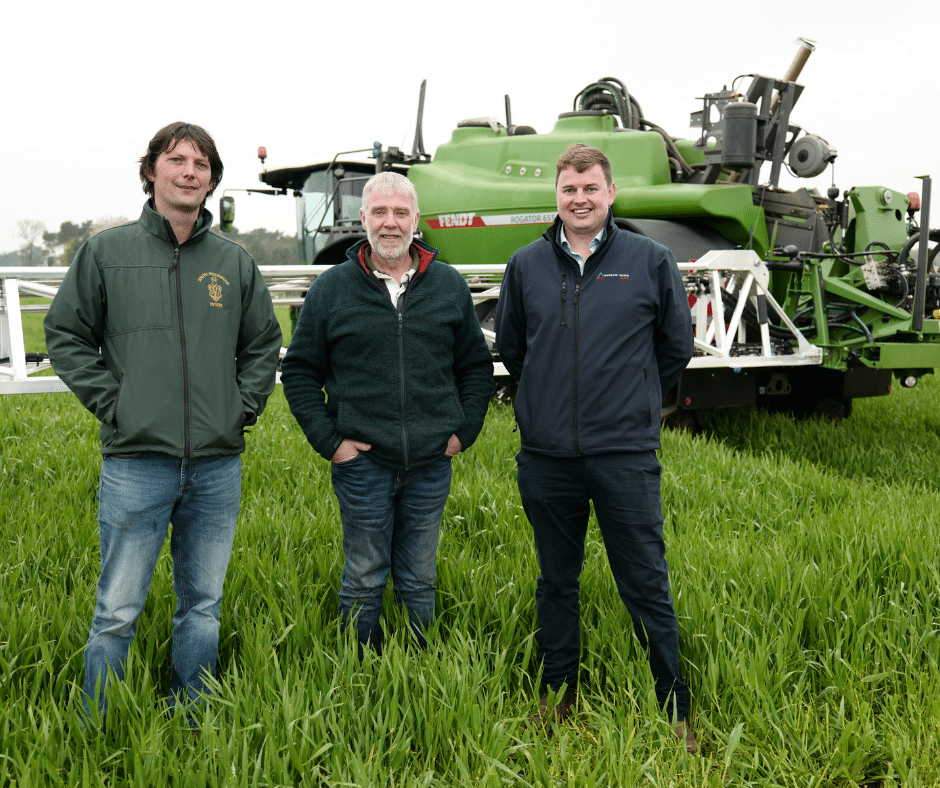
[165, 146, 209, 163]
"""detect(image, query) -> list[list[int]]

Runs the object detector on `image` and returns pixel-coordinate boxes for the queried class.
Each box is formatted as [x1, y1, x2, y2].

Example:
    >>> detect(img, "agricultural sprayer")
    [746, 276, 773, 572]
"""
[3, 40, 935, 425]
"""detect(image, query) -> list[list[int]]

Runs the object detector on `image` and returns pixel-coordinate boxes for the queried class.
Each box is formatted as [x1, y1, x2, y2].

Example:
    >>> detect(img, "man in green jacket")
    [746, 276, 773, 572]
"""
[281, 171, 493, 657]
[44, 122, 282, 725]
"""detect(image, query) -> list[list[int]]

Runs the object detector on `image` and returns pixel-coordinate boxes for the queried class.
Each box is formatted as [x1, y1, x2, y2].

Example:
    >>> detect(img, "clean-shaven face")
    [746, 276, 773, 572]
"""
[556, 163, 616, 239]
[361, 189, 419, 263]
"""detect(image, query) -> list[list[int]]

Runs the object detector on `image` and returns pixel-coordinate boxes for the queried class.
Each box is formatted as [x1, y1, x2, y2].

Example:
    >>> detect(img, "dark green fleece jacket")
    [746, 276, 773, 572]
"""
[280, 238, 494, 470]
[44, 201, 282, 457]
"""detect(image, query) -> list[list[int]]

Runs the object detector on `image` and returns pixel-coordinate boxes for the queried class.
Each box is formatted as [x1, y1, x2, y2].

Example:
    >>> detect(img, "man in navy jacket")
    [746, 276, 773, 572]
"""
[495, 144, 697, 753]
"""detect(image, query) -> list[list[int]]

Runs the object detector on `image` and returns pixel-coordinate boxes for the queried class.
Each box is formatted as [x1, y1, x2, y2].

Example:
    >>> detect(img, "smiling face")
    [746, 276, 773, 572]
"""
[360, 188, 419, 267]
[147, 139, 215, 218]
[555, 163, 616, 240]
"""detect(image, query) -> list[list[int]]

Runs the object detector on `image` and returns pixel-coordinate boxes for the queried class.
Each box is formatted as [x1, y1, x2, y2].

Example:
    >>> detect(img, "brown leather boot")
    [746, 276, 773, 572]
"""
[527, 686, 576, 727]
[673, 721, 699, 755]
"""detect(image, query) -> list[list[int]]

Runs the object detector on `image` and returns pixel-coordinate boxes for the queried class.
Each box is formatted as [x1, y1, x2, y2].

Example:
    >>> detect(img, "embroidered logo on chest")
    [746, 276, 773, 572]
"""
[197, 272, 230, 308]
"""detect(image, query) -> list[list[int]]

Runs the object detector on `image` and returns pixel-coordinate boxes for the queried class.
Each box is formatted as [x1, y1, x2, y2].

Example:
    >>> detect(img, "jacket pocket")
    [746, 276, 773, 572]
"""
[101, 267, 174, 333]
[108, 374, 125, 427]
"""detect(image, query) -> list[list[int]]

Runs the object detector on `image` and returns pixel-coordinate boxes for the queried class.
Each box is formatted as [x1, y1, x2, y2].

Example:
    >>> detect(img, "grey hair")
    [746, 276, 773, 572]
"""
[361, 171, 419, 214]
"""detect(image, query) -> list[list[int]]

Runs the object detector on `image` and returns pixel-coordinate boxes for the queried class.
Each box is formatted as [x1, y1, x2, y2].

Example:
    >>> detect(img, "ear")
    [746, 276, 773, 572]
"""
[412, 212, 420, 232]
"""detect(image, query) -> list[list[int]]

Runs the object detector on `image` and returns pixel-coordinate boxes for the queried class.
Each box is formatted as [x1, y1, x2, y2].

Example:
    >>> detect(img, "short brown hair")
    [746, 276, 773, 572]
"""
[556, 143, 612, 187]
[139, 122, 224, 203]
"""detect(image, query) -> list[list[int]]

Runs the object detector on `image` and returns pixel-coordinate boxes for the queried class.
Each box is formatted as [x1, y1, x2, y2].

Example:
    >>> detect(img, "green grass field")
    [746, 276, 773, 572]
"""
[2, 310, 939, 786]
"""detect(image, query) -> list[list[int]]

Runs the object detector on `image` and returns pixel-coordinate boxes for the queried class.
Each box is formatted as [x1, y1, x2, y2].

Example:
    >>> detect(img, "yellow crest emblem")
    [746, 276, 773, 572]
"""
[197, 271, 230, 308]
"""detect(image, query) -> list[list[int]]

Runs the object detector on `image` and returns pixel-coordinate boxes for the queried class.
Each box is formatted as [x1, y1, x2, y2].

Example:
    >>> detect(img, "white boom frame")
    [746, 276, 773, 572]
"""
[680, 250, 822, 369]
[0, 267, 69, 394]
[1, 251, 818, 395]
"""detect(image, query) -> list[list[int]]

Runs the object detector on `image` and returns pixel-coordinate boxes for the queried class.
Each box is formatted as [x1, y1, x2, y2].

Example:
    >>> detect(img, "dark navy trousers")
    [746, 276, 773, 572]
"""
[516, 448, 689, 721]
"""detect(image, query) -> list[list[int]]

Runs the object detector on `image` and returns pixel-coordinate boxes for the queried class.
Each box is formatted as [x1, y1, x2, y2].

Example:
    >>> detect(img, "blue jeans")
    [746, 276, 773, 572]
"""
[84, 452, 241, 722]
[516, 449, 689, 721]
[330, 453, 452, 654]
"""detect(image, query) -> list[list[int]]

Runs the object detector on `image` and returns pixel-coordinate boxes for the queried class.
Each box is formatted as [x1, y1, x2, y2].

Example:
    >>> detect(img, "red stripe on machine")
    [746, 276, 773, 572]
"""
[426, 211, 556, 229]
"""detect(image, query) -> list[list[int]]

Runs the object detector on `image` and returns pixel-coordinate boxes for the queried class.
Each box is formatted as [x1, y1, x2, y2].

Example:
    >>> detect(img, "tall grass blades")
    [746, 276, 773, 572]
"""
[3, 308, 940, 785]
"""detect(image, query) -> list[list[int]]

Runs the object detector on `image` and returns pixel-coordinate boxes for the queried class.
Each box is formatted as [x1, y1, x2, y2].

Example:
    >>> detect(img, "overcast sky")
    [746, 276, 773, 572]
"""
[2, 0, 937, 255]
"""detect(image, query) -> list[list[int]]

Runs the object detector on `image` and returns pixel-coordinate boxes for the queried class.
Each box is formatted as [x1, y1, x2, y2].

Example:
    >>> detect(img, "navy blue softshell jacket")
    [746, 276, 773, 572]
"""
[494, 212, 693, 457]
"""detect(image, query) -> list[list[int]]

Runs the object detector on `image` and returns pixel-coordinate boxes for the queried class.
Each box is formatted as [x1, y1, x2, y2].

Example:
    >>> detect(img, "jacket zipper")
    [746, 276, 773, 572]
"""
[573, 280, 580, 455]
[551, 220, 614, 457]
[561, 275, 567, 327]
[396, 271, 417, 471]
[364, 260, 424, 470]
[173, 245, 192, 457]
[397, 312, 410, 470]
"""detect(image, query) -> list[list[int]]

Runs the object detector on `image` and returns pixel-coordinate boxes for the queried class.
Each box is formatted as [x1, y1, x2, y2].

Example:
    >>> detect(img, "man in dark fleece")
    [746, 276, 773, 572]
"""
[281, 171, 493, 658]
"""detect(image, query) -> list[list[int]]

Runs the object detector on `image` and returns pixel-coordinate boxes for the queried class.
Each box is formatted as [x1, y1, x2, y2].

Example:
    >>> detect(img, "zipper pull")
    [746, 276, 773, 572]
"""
[561, 275, 567, 327]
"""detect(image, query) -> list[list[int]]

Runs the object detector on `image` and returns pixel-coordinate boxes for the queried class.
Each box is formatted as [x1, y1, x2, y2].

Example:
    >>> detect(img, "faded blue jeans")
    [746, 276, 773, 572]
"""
[83, 452, 241, 723]
[330, 453, 452, 655]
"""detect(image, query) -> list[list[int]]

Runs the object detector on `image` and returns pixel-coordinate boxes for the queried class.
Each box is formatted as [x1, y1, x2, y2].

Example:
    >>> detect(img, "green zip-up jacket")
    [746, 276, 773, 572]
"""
[44, 201, 283, 457]
[280, 238, 494, 471]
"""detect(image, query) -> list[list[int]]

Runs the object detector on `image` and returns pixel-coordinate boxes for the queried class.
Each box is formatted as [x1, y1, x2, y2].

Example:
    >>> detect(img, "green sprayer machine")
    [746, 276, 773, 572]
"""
[3, 41, 934, 420]
[219, 40, 937, 422]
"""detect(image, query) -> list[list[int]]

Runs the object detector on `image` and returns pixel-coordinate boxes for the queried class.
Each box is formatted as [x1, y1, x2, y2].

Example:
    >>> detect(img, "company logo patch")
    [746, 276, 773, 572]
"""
[596, 272, 630, 280]
[198, 271, 230, 308]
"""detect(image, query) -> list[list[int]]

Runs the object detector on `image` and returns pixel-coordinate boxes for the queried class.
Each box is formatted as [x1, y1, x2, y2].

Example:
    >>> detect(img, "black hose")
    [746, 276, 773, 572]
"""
[863, 240, 894, 259]
[849, 312, 875, 343]
[574, 78, 643, 129]
[0, 353, 49, 364]
[781, 248, 899, 266]
[889, 264, 910, 309]
[572, 78, 696, 180]
[724, 282, 876, 341]
[640, 119, 694, 179]
[897, 229, 940, 268]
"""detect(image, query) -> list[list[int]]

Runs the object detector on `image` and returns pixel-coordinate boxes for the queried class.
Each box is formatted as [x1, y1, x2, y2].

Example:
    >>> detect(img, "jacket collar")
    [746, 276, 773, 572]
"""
[349, 236, 440, 275]
[139, 200, 212, 247]
[544, 209, 618, 264]
[544, 209, 617, 246]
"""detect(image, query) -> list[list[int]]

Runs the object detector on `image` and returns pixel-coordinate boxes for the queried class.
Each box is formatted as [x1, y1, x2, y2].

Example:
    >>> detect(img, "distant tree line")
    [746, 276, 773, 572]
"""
[4, 219, 298, 268]
[8, 218, 127, 267]
[214, 225, 299, 266]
